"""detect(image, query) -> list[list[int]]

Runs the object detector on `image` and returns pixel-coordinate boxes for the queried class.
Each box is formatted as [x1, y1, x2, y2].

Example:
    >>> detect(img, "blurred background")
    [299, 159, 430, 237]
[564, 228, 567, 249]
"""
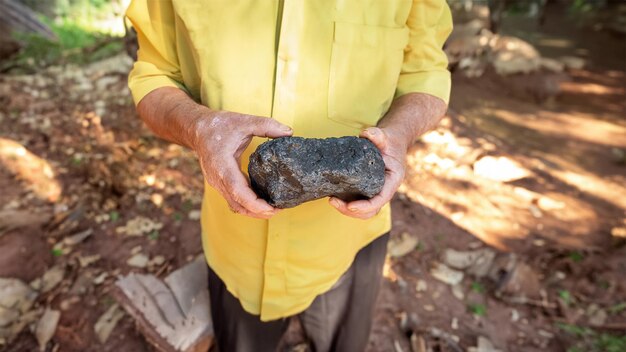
[0, 0, 624, 351]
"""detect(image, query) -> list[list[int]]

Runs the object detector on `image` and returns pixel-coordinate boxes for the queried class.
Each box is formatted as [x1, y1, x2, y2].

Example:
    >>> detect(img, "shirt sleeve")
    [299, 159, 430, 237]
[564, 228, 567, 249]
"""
[395, 0, 453, 104]
[126, 0, 185, 105]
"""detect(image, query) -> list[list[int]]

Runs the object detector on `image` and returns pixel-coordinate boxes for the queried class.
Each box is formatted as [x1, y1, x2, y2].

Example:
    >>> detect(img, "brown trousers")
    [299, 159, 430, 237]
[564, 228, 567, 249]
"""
[208, 233, 389, 352]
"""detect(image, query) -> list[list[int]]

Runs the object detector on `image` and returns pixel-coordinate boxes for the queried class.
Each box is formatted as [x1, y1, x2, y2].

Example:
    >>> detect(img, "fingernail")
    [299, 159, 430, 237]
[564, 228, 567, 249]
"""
[367, 128, 378, 135]
[281, 125, 292, 132]
[348, 206, 359, 212]
[329, 198, 339, 207]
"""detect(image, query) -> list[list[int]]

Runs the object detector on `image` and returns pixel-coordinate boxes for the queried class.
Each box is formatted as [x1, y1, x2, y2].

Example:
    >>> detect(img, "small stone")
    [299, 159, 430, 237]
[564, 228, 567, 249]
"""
[248, 137, 385, 208]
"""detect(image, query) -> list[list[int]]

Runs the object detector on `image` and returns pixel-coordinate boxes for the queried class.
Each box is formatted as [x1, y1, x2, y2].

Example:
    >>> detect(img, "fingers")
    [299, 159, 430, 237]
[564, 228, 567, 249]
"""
[249, 116, 293, 138]
[220, 160, 279, 218]
[360, 127, 388, 152]
[202, 156, 279, 219]
[329, 197, 379, 220]
[329, 151, 405, 219]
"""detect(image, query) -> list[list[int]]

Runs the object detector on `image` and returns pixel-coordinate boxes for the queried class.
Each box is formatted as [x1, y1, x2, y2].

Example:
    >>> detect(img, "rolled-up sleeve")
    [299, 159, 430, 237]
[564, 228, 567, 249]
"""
[395, 0, 453, 104]
[126, 0, 184, 105]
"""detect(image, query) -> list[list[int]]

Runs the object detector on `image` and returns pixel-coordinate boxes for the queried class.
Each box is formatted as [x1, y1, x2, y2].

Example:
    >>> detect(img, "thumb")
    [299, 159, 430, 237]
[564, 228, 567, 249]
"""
[360, 127, 387, 151]
[249, 116, 293, 138]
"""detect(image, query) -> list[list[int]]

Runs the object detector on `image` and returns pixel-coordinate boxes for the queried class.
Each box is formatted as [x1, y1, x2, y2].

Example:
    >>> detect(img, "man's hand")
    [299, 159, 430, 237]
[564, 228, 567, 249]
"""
[329, 127, 407, 219]
[136, 87, 292, 219]
[329, 93, 447, 219]
[192, 111, 293, 219]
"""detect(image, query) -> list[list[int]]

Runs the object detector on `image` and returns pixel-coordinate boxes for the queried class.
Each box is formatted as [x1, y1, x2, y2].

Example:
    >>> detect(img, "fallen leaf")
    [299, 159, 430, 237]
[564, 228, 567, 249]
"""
[451, 317, 459, 330]
[416, 280, 428, 293]
[78, 254, 101, 268]
[430, 262, 464, 286]
[94, 304, 124, 344]
[0, 306, 20, 327]
[0, 278, 38, 313]
[148, 255, 166, 267]
[410, 333, 427, 352]
[443, 248, 496, 278]
[451, 284, 465, 300]
[0, 309, 41, 346]
[35, 266, 65, 293]
[127, 254, 149, 268]
[35, 309, 60, 351]
[93, 273, 109, 285]
[388, 232, 419, 258]
[468, 336, 502, 352]
[116, 217, 163, 236]
[63, 228, 93, 246]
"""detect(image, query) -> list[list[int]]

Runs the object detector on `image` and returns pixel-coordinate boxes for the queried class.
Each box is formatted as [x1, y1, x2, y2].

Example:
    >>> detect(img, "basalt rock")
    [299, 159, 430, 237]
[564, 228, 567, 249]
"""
[248, 136, 385, 209]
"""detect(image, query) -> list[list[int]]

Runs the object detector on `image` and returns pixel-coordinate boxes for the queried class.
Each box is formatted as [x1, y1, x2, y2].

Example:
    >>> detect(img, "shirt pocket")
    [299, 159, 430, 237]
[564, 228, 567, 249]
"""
[328, 22, 409, 129]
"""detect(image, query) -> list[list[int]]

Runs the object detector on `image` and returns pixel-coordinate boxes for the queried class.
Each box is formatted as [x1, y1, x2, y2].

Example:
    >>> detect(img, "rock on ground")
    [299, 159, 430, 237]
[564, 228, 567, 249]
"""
[249, 137, 385, 208]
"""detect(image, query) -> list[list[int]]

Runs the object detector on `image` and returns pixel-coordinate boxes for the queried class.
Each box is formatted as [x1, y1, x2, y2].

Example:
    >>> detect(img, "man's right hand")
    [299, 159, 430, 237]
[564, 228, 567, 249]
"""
[136, 87, 292, 219]
[191, 111, 293, 219]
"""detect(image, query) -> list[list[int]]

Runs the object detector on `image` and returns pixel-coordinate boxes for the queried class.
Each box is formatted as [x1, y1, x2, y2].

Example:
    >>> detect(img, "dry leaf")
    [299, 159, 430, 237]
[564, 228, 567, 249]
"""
[388, 232, 419, 258]
[35, 309, 60, 351]
[94, 304, 124, 344]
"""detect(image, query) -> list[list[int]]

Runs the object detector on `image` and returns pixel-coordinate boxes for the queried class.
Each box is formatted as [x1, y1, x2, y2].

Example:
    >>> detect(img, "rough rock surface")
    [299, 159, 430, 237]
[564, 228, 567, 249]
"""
[249, 136, 385, 209]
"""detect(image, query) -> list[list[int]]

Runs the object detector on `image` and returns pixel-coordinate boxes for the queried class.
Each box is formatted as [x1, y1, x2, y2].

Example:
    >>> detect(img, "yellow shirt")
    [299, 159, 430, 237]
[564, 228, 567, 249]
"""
[127, 0, 452, 321]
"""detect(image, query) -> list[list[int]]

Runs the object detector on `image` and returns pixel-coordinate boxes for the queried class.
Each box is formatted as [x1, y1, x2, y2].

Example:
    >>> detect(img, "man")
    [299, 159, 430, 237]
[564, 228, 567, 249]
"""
[126, 1, 451, 351]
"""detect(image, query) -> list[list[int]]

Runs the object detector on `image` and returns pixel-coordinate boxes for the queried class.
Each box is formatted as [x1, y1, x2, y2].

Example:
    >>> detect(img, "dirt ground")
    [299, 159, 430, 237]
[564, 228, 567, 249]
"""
[1, 3, 625, 352]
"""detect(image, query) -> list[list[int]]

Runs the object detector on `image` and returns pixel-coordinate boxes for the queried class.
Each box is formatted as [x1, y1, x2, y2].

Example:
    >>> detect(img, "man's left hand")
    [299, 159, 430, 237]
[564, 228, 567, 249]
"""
[329, 127, 407, 219]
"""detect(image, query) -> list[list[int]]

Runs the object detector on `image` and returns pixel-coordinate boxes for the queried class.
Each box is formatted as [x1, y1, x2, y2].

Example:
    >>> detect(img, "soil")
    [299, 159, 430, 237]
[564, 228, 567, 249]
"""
[0, 2, 624, 352]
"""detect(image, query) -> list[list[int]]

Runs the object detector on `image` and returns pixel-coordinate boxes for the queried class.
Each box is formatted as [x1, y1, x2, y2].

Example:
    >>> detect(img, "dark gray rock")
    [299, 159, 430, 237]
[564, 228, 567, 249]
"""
[248, 136, 385, 209]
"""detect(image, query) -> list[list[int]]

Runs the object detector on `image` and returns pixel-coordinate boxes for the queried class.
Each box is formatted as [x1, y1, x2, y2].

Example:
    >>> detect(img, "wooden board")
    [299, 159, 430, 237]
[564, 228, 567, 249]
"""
[113, 257, 213, 352]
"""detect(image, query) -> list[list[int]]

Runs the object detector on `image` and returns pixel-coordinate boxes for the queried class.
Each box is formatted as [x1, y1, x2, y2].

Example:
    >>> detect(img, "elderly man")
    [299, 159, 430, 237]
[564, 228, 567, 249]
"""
[126, 1, 451, 351]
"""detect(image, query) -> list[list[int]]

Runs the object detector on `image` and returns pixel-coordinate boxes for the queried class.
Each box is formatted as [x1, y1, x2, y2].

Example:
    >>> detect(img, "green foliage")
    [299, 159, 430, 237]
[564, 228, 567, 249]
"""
[559, 289, 572, 306]
[570, 0, 595, 13]
[109, 211, 119, 222]
[149, 230, 160, 241]
[2, 1, 125, 73]
[51, 248, 63, 257]
[609, 302, 626, 314]
[558, 323, 626, 352]
[468, 303, 487, 316]
[557, 323, 592, 337]
[595, 334, 626, 352]
[569, 250, 584, 262]
[471, 281, 485, 294]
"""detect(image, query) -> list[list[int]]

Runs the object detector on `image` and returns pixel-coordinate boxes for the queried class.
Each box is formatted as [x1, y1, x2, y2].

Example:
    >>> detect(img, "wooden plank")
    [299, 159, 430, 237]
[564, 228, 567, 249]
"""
[113, 257, 213, 352]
